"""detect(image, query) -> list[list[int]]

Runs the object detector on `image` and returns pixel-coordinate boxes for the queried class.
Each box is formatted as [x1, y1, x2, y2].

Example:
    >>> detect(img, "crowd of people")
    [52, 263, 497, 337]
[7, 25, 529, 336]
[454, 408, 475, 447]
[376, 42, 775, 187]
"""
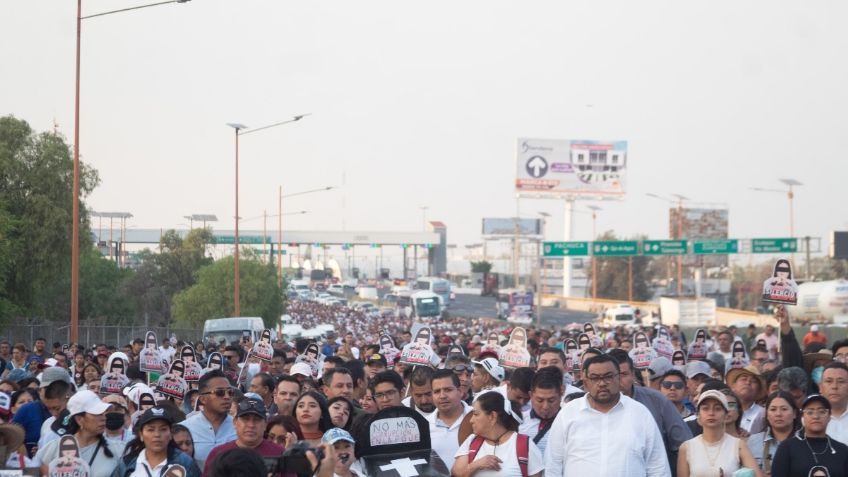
[0, 300, 846, 477]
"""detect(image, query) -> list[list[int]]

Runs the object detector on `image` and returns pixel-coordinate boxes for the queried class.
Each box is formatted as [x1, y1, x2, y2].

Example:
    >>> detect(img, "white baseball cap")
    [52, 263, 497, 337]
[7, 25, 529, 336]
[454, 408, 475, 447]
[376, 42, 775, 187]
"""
[290, 362, 312, 378]
[68, 390, 111, 417]
[811, 325, 820, 332]
[472, 357, 505, 383]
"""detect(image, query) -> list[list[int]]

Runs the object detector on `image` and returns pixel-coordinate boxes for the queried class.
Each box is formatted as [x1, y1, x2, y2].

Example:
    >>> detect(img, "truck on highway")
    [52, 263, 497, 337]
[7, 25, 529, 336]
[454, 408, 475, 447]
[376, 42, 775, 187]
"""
[658, 297, 716, 327]
[415, 276, 451, 310]
[203, 317, 266, 346]
[788, 280, 848, 324]
[602, 304, 637, 327]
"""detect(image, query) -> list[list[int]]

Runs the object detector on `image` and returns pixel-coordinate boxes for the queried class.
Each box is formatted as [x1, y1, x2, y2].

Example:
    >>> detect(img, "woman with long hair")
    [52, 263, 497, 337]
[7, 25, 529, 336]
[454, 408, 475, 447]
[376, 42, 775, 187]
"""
[772, 395, 848, 477]
[292, 391, 332, 446]
[327, 396, 354, 431]
[36, 390, 124, 477]
[452, 391, 543, 477]
[723, 389, 746, 438]
[111, 406, 200, 477]
[678, 390, 761, 477]
[746, 391, 800, 475]
[80, 363, 103, 390]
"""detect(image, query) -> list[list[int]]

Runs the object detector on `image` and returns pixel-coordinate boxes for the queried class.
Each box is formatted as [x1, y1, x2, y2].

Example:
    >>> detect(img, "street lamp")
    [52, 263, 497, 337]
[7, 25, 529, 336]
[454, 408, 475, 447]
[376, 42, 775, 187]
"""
[70, 0, 191, 343]
[226, 115, 310, 317]
[647, 192, 689, 296]
[277, 186, 334, 287]
[751, 178, 802, 239]
[586, 205, 602, 300]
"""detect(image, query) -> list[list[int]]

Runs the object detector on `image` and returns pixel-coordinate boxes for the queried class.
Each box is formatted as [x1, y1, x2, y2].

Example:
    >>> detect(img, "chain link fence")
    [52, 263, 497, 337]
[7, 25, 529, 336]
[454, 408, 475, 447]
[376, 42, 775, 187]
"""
[0, 320, 199, 347]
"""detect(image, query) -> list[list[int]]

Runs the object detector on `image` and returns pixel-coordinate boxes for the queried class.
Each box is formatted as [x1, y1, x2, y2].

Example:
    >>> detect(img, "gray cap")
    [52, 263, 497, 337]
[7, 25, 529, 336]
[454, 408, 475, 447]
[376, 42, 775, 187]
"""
[648, 357, 672, 380]
[39, 367, 72, 388]
[684, 360, 712, 380]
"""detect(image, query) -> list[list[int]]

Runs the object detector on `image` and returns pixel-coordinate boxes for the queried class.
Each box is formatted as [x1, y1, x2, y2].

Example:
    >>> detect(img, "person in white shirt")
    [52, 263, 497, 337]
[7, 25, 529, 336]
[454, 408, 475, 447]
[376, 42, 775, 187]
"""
[427, 369, 472, 467]
[470, 358, 504, 398]
[755, 325, 780, 360]
[405, 366, 436, 416]
[536, 347, 583, 399]
[158, 338, 176, 365]
[453, 390, 543, 477]
[545, 354, 670, 477]
[822, 361, 848, 445]
[727, 365, 767, 434]
[519, 367, 563, 457]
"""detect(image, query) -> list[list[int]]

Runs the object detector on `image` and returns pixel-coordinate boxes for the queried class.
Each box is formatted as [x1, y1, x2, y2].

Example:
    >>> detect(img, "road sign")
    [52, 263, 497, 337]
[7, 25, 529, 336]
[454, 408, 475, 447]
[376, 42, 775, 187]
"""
[643, 240, 688, 256]
[752, 238, 798, 253]
[216, 235, 269, 245]
[693, 239, 738, 254]
[543, 241, 590, 257]
[592, 240, 639, 256]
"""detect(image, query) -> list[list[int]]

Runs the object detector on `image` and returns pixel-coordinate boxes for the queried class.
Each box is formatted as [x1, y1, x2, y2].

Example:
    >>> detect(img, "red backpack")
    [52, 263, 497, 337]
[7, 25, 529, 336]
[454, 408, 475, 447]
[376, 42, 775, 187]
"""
[467, 433, 529, 477]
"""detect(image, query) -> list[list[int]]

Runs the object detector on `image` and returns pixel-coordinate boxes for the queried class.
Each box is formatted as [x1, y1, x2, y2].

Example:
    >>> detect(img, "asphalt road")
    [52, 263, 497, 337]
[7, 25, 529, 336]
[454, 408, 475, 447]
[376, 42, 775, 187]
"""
[448, 293, 597, 329]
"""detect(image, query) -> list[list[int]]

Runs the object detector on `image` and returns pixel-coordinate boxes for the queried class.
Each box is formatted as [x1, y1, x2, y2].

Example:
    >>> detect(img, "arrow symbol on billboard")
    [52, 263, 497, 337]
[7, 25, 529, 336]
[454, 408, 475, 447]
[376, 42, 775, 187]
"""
[526, 156, 548, 178]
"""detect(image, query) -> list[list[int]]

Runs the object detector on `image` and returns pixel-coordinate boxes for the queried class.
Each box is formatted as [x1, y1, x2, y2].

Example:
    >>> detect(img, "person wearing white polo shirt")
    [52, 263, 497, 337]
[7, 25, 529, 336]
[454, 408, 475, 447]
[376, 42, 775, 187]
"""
[427, 369, 472, 467]
[822, 361, 848, 445]
[470, 358, 504, 399]
[519, 367, 563, 457]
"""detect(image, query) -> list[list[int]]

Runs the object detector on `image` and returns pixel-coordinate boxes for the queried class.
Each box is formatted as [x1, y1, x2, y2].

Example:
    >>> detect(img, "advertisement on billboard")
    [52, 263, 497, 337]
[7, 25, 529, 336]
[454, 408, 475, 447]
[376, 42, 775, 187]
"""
[515, 138, 628, 198]
[482, 218, 541, 236]
[669, 208, 729, 266]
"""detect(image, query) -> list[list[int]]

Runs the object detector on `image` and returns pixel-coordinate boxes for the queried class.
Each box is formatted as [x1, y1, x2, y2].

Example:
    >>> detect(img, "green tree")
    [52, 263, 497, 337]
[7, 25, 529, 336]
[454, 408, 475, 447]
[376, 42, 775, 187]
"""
[171, 252, 284, 329]
[593, 231, 654, 301]
[0, 116, 99, 323]
[470, 261, 493, 274]
[123, 228, 214, 326]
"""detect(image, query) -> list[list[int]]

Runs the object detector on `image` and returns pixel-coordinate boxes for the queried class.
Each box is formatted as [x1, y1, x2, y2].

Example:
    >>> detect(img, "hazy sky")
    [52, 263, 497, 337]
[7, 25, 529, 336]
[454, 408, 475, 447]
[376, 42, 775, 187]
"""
[4, 1, 847, 258]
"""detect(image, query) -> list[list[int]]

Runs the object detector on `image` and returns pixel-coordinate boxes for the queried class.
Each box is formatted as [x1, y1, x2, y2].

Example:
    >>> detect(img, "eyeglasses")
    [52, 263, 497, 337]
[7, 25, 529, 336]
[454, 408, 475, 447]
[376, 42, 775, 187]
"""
[661, 381, 685, 390]
[803, 408, 831, 417]
[448, 364, 473, 374]
[586, 373, 619, 385]
[202, 388, 235, 398]
[727, 401, 739, 410]
[373, 389, 399, 401]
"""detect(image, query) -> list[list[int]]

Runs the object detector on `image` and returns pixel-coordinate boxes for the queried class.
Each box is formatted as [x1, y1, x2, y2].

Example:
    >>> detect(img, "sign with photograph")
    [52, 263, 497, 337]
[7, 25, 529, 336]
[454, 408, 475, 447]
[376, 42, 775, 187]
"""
[762, 259, 799, 305]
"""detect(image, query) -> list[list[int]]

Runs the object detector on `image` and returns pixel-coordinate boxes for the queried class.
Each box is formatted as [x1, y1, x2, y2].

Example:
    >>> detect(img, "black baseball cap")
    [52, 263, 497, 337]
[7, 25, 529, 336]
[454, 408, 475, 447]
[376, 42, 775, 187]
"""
[365, 353, 387, 367]
[135, 406, 174, 430]
[236, 398, 267, 419]
[801, 394, 831, 410]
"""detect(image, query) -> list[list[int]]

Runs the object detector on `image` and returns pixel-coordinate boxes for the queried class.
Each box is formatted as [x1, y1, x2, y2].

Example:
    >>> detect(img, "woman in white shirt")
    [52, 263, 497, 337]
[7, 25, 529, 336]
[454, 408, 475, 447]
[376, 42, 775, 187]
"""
[678, 389, 761, 477]
[452, 391, 543, 477]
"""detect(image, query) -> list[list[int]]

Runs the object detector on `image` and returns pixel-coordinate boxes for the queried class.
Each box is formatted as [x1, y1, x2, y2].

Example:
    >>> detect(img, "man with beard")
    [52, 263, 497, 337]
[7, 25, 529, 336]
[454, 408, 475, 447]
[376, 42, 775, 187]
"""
[545, 354, 669, 477]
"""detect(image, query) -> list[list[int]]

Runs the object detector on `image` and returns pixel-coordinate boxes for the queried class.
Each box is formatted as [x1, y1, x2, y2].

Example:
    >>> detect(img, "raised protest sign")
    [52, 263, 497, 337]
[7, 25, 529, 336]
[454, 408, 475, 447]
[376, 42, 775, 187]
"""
[139, 331, 164, 374]
[252, 329, 274, 362]
[179, 346, 203, 382]
[356, 406, 449, 477]
[156, 360, 188, 400]
[499, 327, 531, 369]
[672, 350, 687, 368]
[100, 354, 129, 395]
[380, 333, 402, 367]
[725, 340, 750, 373]
[48, 435, 90, 477]
[583, 322, 604, 349]
[479, 331, 503, 356]
[762, 259, 799, 305]
[295, 343, 325, 378]
[652, 326, 674, 360]
[629, 331, 657, 369]
[400, 327, 439, 367]
[688, 329, 709, 361]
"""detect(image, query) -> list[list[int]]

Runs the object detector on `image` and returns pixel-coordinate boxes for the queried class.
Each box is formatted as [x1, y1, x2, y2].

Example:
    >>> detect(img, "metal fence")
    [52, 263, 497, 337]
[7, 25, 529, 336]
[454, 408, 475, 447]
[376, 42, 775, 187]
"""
[0, 321, 200, 347]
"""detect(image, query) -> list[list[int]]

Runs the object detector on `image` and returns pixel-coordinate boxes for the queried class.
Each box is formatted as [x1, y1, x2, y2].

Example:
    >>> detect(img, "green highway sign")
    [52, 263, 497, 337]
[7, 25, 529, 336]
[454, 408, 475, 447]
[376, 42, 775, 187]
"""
[216, 235, 270, 245]
[592, 240, 639, 256]
[643, 240, 688, 256]
[693, 239, 738, 254]
[752, 238, 798, 253]
[543, 241, 590, 257]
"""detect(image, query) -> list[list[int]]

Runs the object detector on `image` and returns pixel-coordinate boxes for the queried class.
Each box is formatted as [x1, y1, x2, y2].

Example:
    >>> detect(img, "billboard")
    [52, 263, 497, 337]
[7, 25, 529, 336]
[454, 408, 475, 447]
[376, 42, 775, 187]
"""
[669, 208, 729, 266]
[482, 218, 541, 236]
[515, 138, 628, 198]
[832, 231, 848, 259]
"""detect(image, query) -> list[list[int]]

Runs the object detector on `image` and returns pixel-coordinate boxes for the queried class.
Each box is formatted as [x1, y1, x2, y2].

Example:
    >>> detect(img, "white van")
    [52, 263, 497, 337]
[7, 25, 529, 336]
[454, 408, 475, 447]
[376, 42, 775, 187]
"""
[203, 317, 267, 346]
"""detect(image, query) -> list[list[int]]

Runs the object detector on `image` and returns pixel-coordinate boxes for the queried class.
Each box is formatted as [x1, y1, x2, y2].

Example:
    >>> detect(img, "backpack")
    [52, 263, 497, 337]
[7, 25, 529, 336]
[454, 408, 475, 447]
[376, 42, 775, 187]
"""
[467, 433, 529, 477]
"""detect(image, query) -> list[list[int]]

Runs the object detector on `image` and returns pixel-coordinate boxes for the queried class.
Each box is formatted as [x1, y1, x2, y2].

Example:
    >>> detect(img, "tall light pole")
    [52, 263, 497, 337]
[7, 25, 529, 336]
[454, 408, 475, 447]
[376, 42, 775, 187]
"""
[647, 192, 689, 296]
[275, 186, 334, 287]
[751, 178, 802, 239]
[70, 0, 191, 342]
[226, 114, 309, 317]
[537, 212, 550, 326]
[419, 206, 429, 232]
[587, 205, 602, 300]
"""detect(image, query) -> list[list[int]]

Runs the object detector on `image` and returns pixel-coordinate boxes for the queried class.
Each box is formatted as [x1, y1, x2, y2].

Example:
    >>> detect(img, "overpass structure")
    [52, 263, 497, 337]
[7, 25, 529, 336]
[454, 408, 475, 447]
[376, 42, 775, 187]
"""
[91, 224, 448, 278]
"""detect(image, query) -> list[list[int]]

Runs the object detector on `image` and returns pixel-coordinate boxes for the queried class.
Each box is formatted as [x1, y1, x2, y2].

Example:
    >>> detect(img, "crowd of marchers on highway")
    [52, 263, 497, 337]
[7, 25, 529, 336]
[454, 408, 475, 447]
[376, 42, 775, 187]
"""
[0, 293, 847, 477]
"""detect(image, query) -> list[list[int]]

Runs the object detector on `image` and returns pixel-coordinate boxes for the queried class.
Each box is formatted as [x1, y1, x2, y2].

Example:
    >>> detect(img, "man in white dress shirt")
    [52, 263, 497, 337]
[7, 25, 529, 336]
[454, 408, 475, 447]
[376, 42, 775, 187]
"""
[545, 354, 671, 477]
[426, 369, 472, 468]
